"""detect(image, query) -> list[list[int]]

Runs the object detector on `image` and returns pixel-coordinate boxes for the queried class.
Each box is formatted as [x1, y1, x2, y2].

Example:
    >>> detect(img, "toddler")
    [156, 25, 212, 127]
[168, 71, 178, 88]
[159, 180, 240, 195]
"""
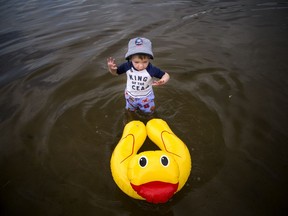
[107, 37, 170, 113]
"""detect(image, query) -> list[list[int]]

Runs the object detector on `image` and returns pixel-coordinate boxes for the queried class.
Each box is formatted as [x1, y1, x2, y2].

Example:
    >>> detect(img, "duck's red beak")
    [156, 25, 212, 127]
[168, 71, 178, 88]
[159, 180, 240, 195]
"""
[131, 181, 179, 204]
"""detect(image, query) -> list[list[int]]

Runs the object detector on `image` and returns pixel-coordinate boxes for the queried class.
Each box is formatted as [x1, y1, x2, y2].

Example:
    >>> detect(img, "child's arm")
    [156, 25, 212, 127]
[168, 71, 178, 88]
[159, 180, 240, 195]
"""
[153, 72, 170, 86]
[107, 57, 118, 75]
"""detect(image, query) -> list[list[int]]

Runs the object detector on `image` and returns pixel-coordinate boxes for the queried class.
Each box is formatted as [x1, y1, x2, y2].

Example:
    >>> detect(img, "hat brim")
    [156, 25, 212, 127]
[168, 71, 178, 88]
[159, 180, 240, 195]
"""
[125, 52, 154, 60]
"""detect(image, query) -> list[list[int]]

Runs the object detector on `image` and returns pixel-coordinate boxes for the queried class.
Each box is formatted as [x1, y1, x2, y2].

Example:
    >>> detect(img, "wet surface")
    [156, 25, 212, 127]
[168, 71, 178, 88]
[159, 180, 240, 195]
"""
[1, 0, 288, 215]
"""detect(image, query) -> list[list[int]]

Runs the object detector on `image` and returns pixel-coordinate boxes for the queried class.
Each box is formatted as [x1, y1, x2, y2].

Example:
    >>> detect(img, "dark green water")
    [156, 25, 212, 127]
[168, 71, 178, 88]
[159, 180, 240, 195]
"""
[1, 0, 288, 215]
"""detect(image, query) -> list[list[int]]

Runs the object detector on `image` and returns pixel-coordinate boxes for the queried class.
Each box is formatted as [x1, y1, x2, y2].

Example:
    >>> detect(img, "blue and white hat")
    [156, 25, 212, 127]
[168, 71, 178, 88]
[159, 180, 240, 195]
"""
[125, 37, 154, 60]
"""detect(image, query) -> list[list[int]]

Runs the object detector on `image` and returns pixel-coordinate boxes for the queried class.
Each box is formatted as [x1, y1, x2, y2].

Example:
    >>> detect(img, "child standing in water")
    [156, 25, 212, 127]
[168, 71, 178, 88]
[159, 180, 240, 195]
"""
[107, 37, 170, 114]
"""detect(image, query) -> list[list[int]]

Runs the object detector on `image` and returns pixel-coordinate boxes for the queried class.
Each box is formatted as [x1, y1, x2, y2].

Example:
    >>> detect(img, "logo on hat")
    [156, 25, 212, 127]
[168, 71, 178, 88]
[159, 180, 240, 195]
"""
[135, 38, 143, 46]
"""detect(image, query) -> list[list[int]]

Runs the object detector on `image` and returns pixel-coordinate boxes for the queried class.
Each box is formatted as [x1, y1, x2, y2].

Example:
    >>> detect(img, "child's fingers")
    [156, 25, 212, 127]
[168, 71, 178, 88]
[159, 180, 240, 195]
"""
[107, 57, 114, 63]
[153, 80, 164, 86]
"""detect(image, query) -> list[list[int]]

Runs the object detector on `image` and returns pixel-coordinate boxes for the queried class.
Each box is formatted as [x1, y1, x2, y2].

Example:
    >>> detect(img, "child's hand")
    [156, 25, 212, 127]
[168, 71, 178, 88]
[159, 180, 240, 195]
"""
[152, 80, 165, 86]
[107, 57, 118, 74]
[152, 72, 170, 86]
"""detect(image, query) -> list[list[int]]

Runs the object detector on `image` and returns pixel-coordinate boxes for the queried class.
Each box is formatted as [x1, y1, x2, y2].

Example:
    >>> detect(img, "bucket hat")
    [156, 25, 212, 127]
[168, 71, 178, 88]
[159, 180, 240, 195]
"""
[125, 37, 154, 60]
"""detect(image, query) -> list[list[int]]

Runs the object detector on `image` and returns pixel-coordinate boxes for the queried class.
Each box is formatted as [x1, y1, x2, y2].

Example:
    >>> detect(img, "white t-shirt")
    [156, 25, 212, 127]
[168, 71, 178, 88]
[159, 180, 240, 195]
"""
[117, 61, 165, 98]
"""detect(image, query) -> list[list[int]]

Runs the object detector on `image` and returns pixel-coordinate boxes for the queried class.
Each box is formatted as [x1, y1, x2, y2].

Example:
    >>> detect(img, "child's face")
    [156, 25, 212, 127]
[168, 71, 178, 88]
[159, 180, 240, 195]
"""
[131, 55, 150, 71]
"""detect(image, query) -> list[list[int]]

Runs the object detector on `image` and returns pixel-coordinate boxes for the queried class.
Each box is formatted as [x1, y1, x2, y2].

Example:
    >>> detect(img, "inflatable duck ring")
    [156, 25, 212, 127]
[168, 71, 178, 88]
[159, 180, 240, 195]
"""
[110, 118, 192, 204]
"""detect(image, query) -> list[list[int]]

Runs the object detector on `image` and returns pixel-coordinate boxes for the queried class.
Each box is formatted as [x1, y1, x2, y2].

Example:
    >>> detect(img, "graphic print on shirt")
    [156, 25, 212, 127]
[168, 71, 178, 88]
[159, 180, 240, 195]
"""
[126, 68, 153, 97]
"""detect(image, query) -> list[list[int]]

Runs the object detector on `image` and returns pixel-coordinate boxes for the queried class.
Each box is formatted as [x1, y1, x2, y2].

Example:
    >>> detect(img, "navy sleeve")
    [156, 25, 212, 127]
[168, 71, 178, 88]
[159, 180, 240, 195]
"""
[146, 63, 165, 79]
[117, 61, 131, 75]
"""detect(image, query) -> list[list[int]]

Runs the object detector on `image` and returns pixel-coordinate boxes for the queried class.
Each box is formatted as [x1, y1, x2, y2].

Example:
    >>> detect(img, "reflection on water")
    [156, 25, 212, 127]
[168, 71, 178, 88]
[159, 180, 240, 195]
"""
[1, 0, 288, 215]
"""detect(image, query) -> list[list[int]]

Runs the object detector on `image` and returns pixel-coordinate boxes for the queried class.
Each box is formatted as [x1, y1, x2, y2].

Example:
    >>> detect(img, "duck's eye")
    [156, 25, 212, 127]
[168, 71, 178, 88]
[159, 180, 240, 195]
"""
[160, 155, 169, 167]
[139, 156, 148, 167]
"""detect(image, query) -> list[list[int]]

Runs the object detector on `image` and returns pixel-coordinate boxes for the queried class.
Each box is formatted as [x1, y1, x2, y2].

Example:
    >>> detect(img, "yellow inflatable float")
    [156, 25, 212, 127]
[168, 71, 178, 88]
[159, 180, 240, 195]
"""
[110, 118, 192, 204]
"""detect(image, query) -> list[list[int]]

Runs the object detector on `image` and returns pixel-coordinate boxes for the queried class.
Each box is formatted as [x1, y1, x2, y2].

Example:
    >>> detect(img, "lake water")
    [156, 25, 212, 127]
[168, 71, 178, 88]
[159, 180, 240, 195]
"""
[1, 0, 288, 215]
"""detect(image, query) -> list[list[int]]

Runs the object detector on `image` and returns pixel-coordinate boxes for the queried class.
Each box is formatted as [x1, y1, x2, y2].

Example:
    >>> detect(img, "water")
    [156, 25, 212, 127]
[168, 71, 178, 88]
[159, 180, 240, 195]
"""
[1, 0, 288, 215]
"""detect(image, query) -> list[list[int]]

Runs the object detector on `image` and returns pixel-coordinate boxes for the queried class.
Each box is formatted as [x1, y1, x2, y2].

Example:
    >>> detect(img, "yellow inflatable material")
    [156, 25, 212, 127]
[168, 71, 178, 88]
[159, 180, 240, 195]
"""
[110, 118, 192, 204]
